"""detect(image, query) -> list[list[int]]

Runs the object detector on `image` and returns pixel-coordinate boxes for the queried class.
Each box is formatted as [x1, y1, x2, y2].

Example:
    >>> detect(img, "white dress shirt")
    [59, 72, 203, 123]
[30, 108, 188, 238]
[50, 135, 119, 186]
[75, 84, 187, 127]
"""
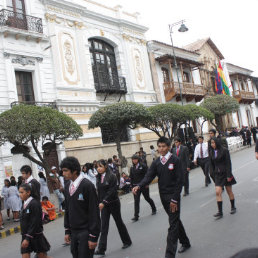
[69, 173, 84, 193]
[194, 142, 209, 161]
[26, 175, 34, 184]
[160, 151, 172, 164]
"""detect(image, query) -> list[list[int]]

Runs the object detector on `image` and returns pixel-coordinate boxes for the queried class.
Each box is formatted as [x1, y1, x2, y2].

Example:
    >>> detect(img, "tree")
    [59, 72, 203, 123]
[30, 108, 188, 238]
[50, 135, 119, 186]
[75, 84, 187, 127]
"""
[201, 95, 239, 132]
[0, 104, 83, 176]
[88, 102, 147, 163]
[142, 103, 214, 140]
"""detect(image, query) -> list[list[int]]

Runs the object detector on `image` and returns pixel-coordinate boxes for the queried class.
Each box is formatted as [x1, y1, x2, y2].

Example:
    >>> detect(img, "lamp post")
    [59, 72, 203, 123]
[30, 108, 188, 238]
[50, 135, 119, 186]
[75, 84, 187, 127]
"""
[168, 20, 188, 106]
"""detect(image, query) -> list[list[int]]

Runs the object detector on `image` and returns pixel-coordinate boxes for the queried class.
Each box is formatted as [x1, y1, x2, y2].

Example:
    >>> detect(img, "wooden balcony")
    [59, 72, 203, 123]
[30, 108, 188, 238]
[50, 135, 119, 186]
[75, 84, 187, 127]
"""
[163, 81, 206, 102]
[233, 90, 255, 104]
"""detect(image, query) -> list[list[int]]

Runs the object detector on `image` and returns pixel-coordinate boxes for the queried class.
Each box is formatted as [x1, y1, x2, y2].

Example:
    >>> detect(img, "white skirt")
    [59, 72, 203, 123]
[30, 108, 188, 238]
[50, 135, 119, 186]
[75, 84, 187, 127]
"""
[8, 196, 21, 211]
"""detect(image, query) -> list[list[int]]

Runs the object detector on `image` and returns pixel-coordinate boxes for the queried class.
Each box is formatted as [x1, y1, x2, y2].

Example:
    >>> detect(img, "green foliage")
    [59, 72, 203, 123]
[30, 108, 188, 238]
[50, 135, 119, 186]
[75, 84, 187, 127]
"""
[201, 95, 239, 116]
[182, 104, 214, 121]
[88, 102, 147, 131]
[0, 105, 83, 146]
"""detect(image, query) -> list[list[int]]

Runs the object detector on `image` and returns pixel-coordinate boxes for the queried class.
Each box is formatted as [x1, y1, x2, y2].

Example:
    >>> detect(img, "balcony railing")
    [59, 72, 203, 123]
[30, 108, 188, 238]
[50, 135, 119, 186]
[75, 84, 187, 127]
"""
[11, 101, 57, 109]
[163, 81, 205, 102]
[0, 9, 43, 34]
[233, 90, 255, 104]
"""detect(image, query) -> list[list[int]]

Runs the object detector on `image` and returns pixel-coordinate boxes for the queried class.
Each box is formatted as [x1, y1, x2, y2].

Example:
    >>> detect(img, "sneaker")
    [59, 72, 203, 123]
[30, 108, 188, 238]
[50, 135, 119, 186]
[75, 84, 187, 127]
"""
[213, 212, 223, 219]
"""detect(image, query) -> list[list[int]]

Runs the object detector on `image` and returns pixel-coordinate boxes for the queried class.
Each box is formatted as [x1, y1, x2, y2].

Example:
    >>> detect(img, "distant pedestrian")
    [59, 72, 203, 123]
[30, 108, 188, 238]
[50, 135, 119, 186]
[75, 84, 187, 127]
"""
[1, 179, 10, 220]
[108, 158, 120, 187]
[82, 163, 97, 188]
[7, 180, 21, 222]
[62, 157, 100, 258]
[19, 183, 51, 258]
[210, 137, 237, 219]
[20, 165, 41, 202]
[130, 154, 156, 222]
[150, 145, 158, 160]
[95, 159, 132, 256]
[133, 137, 191, 257]
[38, 172, 50, 200]
[251, 126, 257, 143]
[194, 136, 212, 186]
[119, 172, 131, 194]
[246, 127, 252, 147]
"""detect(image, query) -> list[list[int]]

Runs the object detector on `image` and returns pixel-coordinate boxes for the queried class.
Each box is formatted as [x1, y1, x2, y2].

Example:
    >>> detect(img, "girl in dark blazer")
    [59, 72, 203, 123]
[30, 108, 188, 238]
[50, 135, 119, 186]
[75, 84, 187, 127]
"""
[94, 160, 132, 256]
[209, 137, 237, 219]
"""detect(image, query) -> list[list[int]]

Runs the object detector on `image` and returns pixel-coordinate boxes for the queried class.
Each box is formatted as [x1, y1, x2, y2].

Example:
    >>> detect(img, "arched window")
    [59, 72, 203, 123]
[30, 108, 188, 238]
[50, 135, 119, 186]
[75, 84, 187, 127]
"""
[161, 67, 170, 83]
[89, 38, 126, 94]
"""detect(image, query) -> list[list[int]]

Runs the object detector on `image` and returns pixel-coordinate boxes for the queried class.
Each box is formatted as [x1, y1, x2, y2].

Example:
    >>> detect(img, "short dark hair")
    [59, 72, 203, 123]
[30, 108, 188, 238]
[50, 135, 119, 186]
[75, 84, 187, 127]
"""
[131, 154, 140, 160]
[60, 156, 81, 176]
[174, 137, 181, 143]
[19, 183, 32, 193]
[140, 147, 143, 150]
[42, 196, 49, 201]
[230, 248, 258, 258]
[157, 136, 171, 147]
[113, 155, 117, 159]
[107, 158, 113, 164]
[209, 129, 216, 135]
[198, 136, 204, 140]
[20, 165, 32, 175]
[150, 145, 154, 149]
[10, 180, 16, 186]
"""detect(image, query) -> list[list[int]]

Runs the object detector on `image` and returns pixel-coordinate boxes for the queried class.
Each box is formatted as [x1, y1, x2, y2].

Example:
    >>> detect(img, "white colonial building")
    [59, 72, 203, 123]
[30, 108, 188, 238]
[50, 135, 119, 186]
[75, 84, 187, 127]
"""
[0, 0, 158, 187]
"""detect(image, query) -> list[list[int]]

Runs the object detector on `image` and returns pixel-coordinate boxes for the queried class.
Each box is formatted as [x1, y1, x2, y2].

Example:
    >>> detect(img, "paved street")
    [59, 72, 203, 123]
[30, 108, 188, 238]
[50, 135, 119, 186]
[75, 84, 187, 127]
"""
[1, 146, 258, 258]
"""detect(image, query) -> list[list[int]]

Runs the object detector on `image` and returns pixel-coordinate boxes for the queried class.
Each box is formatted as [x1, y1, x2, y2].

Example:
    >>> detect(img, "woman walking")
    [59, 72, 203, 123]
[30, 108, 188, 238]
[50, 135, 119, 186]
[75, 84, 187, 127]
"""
[94, 160, 132, 256]
[210, 137, 237, 219]
[7, 180, 21, 222]
[1, 179, 11, 220]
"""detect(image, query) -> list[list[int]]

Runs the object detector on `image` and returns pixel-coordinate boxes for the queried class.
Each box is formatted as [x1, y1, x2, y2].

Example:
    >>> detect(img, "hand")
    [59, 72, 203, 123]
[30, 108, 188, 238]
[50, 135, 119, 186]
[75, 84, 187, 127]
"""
[21, 239, 29, 248]
[88, 241, 98, 250]
[64, 234, 71, 244]
[187, 168, 190, 172]
[132, 186, 140, 195]
[99, 203, 104, 210]
[194, 161, 197, 166]
[170, 202, 178, 213]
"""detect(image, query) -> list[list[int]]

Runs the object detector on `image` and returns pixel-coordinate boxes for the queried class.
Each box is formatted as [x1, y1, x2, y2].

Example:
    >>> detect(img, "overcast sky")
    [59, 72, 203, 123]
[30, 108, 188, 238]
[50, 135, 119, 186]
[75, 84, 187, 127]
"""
[105, 0, 258, 76]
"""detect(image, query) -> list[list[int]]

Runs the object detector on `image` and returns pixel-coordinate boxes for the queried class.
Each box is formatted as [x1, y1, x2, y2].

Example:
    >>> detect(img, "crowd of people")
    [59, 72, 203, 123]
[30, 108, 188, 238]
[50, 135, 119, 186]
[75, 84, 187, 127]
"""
[0, 127, 257, 258]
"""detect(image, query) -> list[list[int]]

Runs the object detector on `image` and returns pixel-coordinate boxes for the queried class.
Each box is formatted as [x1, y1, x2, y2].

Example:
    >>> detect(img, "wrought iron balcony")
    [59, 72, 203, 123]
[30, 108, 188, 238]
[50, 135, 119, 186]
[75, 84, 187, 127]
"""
[11, 101, 57, 109]
[0, 9, 43, 34]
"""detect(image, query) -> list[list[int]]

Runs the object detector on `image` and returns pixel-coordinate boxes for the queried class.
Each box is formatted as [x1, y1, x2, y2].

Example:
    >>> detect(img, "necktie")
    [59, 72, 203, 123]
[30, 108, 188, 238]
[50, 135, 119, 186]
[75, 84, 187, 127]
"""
[176, 147, 180, 157]
[70, 184, 75, 195]
[101, 174, 104, 183]
[161, 156, 167, 164]
[200, 144, 203, 158]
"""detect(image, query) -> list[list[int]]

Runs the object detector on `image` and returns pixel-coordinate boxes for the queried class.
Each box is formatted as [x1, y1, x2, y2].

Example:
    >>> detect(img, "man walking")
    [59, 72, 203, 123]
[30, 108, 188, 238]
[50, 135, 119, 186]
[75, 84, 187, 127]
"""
[133, 137, 191, 258]
[172, 137, 191, 196]
[194, 136, 212, 186]
[130, 154, 156, 222]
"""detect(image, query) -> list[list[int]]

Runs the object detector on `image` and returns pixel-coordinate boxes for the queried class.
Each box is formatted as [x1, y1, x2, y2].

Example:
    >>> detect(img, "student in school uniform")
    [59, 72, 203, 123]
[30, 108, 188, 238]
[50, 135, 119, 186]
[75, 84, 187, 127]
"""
[133, 137, 191, 258]
[172, 137, 191, 196]
[130, 154, 156, 222]
[20, 165, 41, 202]
[1, 179, 11, 220]
[209, 137, 237, 219]
[7, 180, 21, 222]
[61, 156, 100, 258]
[94, 159, 132, 256]
[38, 172, 50, 201]
[19, 183, 51, 258]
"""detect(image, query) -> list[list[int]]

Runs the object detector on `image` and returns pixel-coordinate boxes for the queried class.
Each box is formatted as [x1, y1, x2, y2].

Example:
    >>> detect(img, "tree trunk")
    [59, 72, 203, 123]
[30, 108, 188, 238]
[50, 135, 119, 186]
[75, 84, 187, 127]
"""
[215, 115, 223, 132]
[115, 135, 123, 162]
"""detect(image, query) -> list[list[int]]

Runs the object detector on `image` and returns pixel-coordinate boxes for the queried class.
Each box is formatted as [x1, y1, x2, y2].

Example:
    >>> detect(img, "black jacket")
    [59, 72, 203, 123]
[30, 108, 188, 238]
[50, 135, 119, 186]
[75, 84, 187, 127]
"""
[20, 198, 43, 241]
[172, 145, 190, 171]
[209, 147, 233, 179]
[130, 163, 148, 186]
[64, 178, 100, 243]
[138, 153, 183, 202]
[96, 170, 119, 205]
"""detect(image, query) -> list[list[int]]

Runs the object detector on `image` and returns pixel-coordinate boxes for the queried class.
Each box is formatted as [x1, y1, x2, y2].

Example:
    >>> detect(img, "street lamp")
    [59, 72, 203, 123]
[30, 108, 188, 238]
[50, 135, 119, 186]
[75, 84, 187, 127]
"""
[168, 20, 189, 105]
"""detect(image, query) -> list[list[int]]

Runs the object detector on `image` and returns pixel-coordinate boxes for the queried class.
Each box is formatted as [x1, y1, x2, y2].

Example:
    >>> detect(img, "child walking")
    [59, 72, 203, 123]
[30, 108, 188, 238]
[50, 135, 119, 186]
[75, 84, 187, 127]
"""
[19, 183, 51, 258]
[8, 180, 21, 222]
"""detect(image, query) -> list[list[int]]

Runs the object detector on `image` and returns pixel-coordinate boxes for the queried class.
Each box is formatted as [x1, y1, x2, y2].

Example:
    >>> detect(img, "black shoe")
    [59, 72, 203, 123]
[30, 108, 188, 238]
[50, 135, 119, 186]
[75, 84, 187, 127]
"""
[213, 212, 223, 219]
[152, 210, 157, 215]
[178, 244, 191, 253]
[94, 250, 105, 256]
[122, 243, 132, 249]
[230, 208, 237, 214]
[205, 183, 208, 187]
[131, 217, 139, 222]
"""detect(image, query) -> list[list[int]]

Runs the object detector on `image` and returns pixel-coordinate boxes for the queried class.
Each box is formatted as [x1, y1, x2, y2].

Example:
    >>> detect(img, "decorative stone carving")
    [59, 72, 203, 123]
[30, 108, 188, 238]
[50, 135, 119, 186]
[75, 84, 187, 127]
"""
[122, 34, 146, 45]
[3, 52, 10, 58]
[133, 48, 145, 89]
[12, 56, 35, 66]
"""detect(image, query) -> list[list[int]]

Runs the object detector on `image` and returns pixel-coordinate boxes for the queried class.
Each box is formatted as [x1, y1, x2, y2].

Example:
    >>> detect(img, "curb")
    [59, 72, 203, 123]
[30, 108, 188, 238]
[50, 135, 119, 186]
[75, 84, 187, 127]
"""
[0, 212, 64, 240]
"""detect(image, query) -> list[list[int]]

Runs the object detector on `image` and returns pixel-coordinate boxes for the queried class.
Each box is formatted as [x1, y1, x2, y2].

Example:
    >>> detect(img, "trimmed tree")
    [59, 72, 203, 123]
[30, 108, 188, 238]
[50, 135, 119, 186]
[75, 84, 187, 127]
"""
[0, 105, 83, 176]
[201, 95, 239, 132]
[88, 102, 148, 164]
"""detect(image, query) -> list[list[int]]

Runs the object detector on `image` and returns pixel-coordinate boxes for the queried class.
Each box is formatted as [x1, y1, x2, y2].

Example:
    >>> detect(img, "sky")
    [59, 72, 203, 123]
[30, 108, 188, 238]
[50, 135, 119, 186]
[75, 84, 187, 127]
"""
[104, 0, 258, 76]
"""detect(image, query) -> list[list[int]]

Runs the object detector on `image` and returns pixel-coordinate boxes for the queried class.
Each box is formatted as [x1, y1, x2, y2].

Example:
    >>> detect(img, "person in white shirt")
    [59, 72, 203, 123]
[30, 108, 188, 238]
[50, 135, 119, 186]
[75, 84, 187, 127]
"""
[194, 136, 212, 187]
[82, 163, 97, 188]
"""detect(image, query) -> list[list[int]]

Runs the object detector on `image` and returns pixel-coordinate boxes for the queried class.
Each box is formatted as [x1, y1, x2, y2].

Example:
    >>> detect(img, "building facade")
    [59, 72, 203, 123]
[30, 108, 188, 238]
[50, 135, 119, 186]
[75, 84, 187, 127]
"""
[0, 0, 158, 186]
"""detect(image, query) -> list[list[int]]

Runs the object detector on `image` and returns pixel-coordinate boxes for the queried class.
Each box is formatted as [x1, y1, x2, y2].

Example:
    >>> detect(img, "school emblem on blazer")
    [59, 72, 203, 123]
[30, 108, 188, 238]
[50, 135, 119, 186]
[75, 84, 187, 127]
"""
[168, 163, 174, 170]
[26, 209, 30, 214]
[78, 193, 84, 201]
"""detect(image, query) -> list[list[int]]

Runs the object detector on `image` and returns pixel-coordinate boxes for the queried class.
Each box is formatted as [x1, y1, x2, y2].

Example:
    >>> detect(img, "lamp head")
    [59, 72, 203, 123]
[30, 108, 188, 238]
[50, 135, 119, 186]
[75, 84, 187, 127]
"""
[178, 23, 188, 32]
